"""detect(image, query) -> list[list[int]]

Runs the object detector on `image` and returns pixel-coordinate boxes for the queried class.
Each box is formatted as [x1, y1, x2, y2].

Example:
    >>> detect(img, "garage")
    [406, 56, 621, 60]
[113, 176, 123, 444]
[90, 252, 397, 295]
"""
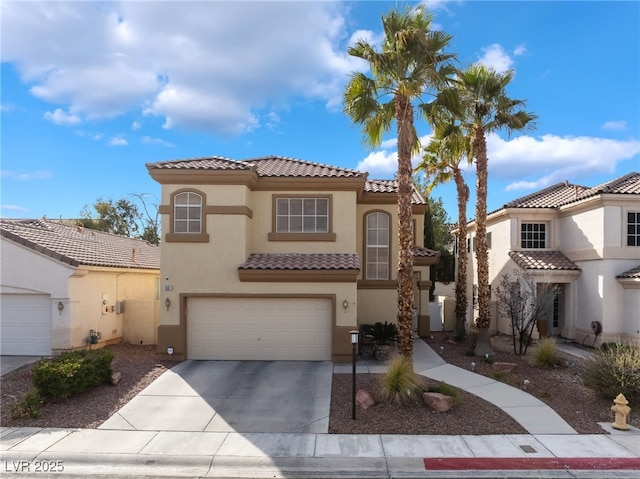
[1, 294, 52, 356]
[187, 297, 332, 360]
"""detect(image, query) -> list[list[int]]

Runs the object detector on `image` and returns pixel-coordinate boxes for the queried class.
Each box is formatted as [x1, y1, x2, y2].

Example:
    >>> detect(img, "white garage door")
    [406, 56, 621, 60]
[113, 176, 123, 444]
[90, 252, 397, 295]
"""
[1, 294, 52, 356]
[187, 297, 332, 360]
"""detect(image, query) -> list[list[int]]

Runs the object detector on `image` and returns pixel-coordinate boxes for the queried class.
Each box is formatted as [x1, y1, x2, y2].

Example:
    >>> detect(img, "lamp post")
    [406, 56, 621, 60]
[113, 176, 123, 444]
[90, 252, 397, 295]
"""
[350, 330, 359, 420]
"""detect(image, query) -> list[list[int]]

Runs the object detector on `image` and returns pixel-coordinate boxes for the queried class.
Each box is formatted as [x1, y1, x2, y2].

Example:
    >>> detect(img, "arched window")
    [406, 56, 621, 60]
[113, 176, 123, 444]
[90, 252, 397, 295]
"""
[365, 211, 390, 280]
[174, 191, 202, 234]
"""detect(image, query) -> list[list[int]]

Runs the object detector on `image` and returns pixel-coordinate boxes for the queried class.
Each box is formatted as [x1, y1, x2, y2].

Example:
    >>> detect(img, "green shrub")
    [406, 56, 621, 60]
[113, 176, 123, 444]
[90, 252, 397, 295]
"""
[370, 321, 398, 345]
[533, 337, 558, 368]
[11, 390, 43, 419]
[582, 342, 640, 400]
[428, 382, 462, 406]
[378, 356, 425, 404]
[33, 349, 114, 400]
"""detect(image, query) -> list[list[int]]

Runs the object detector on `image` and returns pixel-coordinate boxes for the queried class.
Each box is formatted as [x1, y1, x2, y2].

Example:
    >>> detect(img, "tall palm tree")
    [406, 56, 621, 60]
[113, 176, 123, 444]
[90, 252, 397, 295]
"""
[416, 120, 472, 341]
[436, 65, 537, 354]
[343, 6, 454, 361]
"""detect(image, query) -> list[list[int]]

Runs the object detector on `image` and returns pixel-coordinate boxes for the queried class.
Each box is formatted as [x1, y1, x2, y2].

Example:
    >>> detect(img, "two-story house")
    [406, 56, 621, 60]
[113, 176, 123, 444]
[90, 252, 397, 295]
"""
[147, 156, 438, 362]
[464, 172, 640, 346]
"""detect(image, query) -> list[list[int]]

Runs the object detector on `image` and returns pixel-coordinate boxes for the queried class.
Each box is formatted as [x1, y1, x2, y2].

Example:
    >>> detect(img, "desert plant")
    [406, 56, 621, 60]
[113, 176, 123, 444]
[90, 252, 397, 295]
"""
[428, 382, 462, 406]
[33, 349, 114, 400]
[533, 337, 558, 368]
[11, 390, 43, 419]
[582, 341, 640, 400]
[378, 356, 426, 404]
[370, 321, 399, 345]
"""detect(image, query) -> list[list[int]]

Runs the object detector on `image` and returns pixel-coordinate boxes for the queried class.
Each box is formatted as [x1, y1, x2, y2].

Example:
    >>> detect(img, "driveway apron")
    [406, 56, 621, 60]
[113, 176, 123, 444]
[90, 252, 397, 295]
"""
[99, 360, 333, 434]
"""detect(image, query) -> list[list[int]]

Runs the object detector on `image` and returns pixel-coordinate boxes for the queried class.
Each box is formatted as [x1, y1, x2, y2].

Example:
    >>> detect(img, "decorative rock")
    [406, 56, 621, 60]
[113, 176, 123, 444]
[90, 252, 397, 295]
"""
[446, 340, 456, 345]
[491, 362, 519, 373]
[422, 392, 453, 412]
[356, 389, 375, 410]
[111, 371, 122, 385]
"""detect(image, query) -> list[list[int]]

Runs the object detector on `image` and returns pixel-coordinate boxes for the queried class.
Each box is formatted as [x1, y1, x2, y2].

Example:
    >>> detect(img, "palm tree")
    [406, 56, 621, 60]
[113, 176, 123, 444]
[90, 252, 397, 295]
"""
[416, 120, 472, 341]
[436, 65, 537, 354]
[343, 6, 454, 361]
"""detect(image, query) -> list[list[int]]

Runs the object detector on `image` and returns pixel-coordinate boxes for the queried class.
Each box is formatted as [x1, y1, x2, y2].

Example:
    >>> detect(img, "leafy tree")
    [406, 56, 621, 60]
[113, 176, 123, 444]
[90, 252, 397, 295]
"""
[416, 118, 472, 340]
[493, 270, 558, 356]
[78, 194, 160, 245]
[431, 64, 536, 354]
[344, 5, 455, 361]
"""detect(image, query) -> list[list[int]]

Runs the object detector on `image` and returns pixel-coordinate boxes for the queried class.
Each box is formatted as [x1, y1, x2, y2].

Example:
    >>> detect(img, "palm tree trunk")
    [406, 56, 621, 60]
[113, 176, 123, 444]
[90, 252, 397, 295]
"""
[473, 126, 493, 355]
[453, 169, 468, 341]
[396, 94, 415, 362]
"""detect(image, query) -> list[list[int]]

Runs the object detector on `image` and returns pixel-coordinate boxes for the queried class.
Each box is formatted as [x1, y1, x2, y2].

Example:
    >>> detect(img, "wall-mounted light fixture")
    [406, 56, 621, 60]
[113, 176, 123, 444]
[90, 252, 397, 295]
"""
[57, 301, 64, 314]
[342, 300, 349, 310]
[167, 346, 174, 360]
[165, 298, 171, 311]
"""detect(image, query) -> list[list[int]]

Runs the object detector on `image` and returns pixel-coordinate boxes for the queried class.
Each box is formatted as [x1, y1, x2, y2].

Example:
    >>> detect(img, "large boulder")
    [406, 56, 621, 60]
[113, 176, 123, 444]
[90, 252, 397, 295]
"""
[422, 392, 453, 412]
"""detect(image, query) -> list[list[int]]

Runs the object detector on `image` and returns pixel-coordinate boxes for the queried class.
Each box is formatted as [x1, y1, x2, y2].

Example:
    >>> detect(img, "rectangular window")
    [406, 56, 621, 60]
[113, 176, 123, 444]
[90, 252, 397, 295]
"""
[276, 198, 329, 233]
[365, 212, 390, 280]
[627, 211, 640, 246]
[521, 223, 547, 249]
[174, 191, 202, 234]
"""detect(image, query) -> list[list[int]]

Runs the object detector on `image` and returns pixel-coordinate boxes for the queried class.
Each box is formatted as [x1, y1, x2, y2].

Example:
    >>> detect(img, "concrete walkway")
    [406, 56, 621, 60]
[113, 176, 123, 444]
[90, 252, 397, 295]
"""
[335, 339, 578, 434]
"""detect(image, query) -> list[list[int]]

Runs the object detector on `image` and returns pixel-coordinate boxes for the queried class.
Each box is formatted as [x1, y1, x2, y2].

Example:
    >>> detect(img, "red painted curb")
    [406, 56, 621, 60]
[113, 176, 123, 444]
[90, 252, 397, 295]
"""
[423, 457, 640, 470]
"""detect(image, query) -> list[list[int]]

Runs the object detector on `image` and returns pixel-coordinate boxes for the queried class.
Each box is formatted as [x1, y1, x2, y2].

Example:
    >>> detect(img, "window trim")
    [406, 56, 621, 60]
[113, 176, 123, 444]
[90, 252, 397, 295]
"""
[626, 210, 640, 247]
[269, 194, 336, 241]
[364, 210, 391, 281]
[165, 188, 209, 243]
[520, 221, 548, 249]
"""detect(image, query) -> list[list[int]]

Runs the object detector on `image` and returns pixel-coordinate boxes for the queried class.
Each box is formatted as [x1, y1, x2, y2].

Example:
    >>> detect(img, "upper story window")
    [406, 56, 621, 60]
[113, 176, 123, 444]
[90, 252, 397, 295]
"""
[521, 222, 547, 249]
[174, 192, 203, 234]
[276, 197, 329, 233]
[365, 211, 390, 280]
[628, 211, 640, 246]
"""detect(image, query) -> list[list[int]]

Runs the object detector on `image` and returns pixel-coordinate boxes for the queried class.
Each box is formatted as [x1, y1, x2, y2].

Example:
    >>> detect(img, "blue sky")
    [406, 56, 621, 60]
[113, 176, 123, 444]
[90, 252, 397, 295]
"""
[2, 1, 639, 224]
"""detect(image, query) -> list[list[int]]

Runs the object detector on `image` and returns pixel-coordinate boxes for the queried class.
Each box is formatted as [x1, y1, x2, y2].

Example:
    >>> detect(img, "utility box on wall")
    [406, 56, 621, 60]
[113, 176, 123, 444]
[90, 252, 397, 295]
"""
[115, 301, 125, 314]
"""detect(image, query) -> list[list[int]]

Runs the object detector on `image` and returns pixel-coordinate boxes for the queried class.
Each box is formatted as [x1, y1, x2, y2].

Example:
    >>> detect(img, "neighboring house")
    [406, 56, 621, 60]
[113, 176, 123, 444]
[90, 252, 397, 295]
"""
[463, 172, 640, 346]
[147, 156, 438, 362]
[0, 219, 160, 355]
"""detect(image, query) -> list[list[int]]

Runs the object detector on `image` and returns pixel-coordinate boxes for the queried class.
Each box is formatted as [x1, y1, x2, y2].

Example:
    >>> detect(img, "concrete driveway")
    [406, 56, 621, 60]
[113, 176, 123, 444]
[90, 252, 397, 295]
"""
[1, 356, 42, 376]
[99, 360, 333, 434]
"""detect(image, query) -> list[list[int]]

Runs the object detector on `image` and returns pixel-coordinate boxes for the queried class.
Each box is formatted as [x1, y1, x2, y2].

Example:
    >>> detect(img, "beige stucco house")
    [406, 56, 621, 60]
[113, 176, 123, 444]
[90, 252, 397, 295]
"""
[0, 219, 160, 355]
[463, 172, 640, 346]
[147, 156, 438, 362]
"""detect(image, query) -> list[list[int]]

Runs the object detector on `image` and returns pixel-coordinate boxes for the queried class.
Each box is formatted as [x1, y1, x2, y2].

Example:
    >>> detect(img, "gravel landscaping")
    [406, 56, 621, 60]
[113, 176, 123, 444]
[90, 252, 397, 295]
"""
[1, 335, 637, 434]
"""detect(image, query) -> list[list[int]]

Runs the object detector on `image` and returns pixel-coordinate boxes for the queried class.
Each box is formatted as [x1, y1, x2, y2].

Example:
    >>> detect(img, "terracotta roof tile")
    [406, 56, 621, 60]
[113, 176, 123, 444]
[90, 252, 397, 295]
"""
[146, 156, 253, 171]
[365, 179, 427, 205]
[568, 172, 640, 203]
[413, 246, 439, 258]
[504, 182, 590, 209]
[509, 250, 580, 271]
[239, 253, 360, 271]
[245, 156, 364, 178]
[617, 264, 640, 279]
[0, 219, 160, 270]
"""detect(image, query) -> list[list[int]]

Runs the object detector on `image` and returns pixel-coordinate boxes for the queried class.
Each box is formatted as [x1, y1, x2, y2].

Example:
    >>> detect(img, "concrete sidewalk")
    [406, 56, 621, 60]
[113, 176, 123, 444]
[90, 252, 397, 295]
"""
[2, 426, 639, 478]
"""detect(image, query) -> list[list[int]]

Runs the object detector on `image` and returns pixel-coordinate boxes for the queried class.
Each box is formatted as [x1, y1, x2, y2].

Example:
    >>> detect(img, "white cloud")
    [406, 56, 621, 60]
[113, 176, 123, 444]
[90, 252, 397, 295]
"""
[141, 136, 174, 147]
[1, 204, 29, 213]
[477, 44, 514, 73]
[602, 120, 627, 131]
[1, 103, 16, 112]
[483, 133, 640, 191]
[356, 134, 432, 177]
[108, 137, 128, 146]
[1, 170, 52, 181]
[2, 1, 359, 135]
[131, 121, 141, 131]
[43, 108, 81, 125]
[513, 44, 527, 56]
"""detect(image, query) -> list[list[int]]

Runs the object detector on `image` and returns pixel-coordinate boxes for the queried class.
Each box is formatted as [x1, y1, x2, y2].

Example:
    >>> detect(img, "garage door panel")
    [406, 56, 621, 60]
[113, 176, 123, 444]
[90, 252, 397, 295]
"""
[187, 297, 331, 361]
[1, 294, 52, 356]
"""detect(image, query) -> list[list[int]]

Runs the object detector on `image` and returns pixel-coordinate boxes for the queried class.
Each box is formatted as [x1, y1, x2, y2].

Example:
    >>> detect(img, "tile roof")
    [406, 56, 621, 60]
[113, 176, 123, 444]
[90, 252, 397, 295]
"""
[239, 253, 361, 271]
[146, 156, 253, 171]
[413, 246, 440, 258]
[0, 219, 160, 270]
[617, 265, 640, 279]
[509, 250, 580, 271]
[504, 182, 590, 209]
[365, 179, 427, 205]
[499, 172, 640, 212]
